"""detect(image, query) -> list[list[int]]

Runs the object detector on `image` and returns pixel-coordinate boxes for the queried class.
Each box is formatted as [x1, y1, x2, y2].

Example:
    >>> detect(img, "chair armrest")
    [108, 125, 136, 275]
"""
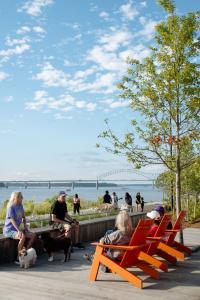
[146, 236, 162, 240]
[91, 242, 145, 251]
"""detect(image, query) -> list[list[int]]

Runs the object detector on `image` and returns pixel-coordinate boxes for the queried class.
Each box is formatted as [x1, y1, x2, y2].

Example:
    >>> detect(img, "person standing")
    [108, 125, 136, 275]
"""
[135, 192, 141, 211]
[141, 197, 145, 212]
[111, 192, 119, 209]
[3, 191, 36, 252]
[125, 192, 132, 206]
[73, 194, 80, 215]
[103, 191, 112, 204]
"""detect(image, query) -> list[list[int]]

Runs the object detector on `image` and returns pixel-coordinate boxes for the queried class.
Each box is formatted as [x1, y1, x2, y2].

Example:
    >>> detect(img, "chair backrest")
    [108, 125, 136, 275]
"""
[154, 214, 172, 237]
[165, 210, 186, 245]
[120, 219, 153, 267]
[147, 214, 172, 254]
[173, 210, 187, 230]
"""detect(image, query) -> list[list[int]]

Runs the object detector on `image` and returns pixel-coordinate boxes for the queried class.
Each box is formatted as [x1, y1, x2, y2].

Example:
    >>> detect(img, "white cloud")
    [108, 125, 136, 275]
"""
[109, 100, 130, 108]
[18, 0, 54, 16]
[0, 71, 9, 81]
[135, 19, 157, 40]
[0, 44, 30, 57]
[4, 96, 13, 102]
[17, 26, 31, 34]
[99, 11, 110, 21]
[119, 44, 151, 61]
[88, 46, 126, 72]
[99, 30, 132, 52]
[33, 26, 46, 34]
[119, 1, 139, 21]
[26, 90, 97, 113]
[140, 1, 147, 7]
[35, 63, 70, 87]
[5, 37, 30, 47]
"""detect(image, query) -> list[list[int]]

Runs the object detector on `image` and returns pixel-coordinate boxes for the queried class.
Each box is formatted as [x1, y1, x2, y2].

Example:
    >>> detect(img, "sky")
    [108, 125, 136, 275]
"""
[0, 0, 199, 181]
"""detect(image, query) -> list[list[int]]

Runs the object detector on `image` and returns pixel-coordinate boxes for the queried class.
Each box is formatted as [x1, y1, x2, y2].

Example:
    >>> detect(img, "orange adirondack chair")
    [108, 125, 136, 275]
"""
[89, 219, 166, 289]
[146, 214, 186, 265]
[163, 210, 192, 255]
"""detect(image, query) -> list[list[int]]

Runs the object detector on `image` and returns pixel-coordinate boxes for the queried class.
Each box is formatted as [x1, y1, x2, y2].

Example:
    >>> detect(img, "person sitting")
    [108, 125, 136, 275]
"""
[84, 210, 133, 271]
[146, 210, 161, 236]
[50, 191, 84, 257]
[103, 191, 112, 204]
[3, 191, 36, 253]
[154, 205, 173, 229]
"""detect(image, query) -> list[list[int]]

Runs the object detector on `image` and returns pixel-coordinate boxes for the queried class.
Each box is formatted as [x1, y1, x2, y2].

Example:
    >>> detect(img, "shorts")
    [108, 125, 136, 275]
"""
[4, 230, 18, 239]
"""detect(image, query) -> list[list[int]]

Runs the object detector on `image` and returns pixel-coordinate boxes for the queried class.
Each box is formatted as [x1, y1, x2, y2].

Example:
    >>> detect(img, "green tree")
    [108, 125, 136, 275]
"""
[98, 0, 200, 241]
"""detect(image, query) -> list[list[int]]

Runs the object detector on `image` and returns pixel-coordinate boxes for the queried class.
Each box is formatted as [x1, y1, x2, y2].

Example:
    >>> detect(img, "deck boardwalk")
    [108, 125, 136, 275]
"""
[0, 228, 200, 300]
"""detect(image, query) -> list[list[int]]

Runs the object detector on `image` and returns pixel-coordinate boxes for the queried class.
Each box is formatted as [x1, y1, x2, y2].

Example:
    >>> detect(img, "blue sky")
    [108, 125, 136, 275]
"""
[0, 0, 199, 181]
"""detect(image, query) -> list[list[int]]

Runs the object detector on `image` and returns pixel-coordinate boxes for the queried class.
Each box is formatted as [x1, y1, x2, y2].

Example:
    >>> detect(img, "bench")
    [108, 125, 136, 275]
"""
[0, 212, 145, 264]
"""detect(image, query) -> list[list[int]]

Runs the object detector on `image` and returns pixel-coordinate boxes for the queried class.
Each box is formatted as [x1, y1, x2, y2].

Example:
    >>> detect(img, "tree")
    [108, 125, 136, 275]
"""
[98, 0, 200, 241]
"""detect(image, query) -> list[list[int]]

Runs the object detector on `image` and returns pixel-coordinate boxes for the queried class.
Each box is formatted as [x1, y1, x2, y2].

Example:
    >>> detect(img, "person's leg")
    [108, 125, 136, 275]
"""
[73, 204, 76, 215]
[13, 232, 26, 252]
[25, 231, 37, 249]
[77, 204, 80, 215]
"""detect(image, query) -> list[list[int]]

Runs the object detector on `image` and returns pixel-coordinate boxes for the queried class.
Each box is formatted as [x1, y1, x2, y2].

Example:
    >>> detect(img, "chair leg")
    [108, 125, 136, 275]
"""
[89, 246, 103, 281]
[157, 249, 177, 265]
[172, 241, 192, 255]
[137, 261, 159, 280]
[139, 251, 168, 272]
[158, 242, 185, 261]
[100, 255, 143, 288]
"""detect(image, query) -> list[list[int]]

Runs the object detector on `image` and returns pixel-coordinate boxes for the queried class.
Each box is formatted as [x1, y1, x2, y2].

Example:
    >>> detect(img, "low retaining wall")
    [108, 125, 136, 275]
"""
[0, 212, 145, 264]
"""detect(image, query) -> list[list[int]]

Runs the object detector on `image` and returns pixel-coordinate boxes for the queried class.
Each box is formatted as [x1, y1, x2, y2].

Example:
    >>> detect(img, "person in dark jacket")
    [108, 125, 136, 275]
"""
[125, 192, 132, 206]
[103, 191, 112, 204]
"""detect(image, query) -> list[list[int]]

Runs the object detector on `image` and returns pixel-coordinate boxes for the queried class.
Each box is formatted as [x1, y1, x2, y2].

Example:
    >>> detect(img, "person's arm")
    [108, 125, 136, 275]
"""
[51, 214, 66, 224]
[65, 212, 78, 224]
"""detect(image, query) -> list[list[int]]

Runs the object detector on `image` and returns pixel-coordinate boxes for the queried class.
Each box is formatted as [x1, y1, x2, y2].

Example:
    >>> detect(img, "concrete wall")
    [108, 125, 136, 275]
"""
[0, 212, 145, 264]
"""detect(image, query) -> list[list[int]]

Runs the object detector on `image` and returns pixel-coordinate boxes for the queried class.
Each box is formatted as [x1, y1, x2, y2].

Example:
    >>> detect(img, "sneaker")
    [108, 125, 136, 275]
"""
[74, 243, 85, 249]
[48, 256, 54, 262]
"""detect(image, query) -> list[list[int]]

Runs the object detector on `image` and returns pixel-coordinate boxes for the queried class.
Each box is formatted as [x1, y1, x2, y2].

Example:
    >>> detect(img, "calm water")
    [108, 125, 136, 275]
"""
[0, 185, 163, 207]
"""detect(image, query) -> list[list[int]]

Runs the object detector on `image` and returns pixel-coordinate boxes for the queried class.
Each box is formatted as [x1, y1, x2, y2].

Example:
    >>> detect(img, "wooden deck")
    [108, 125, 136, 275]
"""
[0, 228, 200, 300]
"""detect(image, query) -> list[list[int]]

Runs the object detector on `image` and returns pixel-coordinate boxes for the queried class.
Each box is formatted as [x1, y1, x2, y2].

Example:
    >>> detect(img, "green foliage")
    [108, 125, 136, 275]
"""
[98, 1, 200, 218]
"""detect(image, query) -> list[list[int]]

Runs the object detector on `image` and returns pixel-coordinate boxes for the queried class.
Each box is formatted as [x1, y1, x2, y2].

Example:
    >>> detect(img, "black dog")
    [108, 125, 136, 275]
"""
[41, 231, 72, 262]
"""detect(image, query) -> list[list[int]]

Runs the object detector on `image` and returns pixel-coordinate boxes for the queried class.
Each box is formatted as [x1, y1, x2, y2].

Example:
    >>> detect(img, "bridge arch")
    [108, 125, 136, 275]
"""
[97, 169, 157, 181]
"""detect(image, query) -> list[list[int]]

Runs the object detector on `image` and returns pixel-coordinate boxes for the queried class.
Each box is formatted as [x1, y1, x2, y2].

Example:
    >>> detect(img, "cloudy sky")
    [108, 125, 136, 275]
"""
[0, 0, 198, 180]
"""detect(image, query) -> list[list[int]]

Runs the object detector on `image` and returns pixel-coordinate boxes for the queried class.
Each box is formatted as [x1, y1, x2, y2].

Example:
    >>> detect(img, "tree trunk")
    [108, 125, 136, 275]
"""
[176, 146, 183, 243]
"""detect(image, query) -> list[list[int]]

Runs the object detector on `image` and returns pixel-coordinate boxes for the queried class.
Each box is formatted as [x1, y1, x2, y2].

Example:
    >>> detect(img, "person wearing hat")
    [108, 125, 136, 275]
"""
[50, 191, 84, 254]
[154, 205, 172, 229]
[146, 205, 172, 236]
[146, 210, 161, 236]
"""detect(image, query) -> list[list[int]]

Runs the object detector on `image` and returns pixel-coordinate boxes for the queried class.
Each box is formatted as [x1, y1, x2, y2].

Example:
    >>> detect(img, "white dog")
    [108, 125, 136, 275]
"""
[18, 247, 37, 269]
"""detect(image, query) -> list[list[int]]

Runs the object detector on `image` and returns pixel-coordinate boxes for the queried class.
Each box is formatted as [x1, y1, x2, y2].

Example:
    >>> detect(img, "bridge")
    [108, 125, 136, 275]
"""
[0, 169, 157, 190]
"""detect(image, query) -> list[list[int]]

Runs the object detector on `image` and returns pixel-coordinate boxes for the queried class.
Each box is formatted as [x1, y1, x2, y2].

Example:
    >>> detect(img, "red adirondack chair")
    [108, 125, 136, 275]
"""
[163, 210, 192, 255]
[146, 213, 186, 265]
[89, 219, 166, 289]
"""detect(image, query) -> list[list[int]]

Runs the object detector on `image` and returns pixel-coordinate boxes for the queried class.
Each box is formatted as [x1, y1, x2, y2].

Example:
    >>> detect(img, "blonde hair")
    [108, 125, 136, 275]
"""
[7, 191, 23, 208]
[115, 210, 133, 233]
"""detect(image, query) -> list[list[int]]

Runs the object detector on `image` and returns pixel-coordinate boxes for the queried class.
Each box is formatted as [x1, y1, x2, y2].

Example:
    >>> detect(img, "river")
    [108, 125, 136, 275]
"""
[0, 184, 163, 206]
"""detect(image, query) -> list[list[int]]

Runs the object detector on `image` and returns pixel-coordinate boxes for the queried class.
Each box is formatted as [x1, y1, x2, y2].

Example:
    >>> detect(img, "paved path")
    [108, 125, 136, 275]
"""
[0, 228, 200, 300]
